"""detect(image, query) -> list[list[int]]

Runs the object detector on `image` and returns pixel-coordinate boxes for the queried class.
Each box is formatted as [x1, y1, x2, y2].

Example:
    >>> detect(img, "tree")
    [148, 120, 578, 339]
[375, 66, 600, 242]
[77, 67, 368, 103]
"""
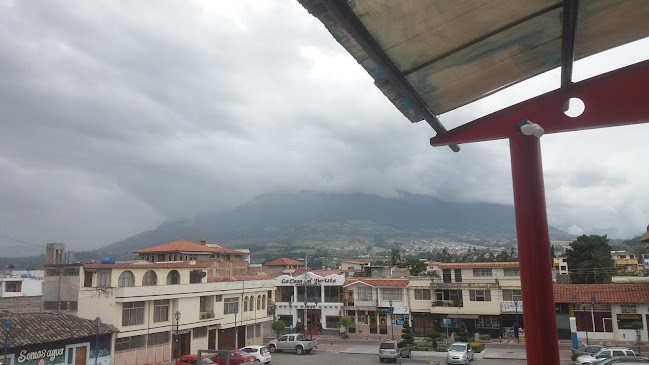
[400, 258, 427, 276]
[550, 244, 556, 259]
[340, 316, 353, 339]
[295, 321, 304, 335]
[565, 235, 615, 284]
[390, 249, 402, 266]
[437, 248, 452, 263]
[427, 331, 446, 348]
[401, 318, 414, 345]
[271, 320, 286, 338]
[456, 322, 470, 342]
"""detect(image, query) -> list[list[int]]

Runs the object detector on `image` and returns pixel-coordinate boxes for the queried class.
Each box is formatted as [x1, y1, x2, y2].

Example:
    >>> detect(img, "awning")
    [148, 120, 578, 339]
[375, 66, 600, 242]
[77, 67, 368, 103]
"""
[447, 314, 480, 319]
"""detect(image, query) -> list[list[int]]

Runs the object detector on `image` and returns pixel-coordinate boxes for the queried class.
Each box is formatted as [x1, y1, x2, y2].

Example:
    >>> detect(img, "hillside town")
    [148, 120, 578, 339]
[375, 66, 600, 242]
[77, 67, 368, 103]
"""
[1, 229, 648, 365]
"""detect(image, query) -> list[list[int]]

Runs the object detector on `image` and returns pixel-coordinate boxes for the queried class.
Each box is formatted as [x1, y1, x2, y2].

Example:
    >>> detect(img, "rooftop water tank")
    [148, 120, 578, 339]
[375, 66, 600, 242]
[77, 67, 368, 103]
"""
[101, 258, 116, 264]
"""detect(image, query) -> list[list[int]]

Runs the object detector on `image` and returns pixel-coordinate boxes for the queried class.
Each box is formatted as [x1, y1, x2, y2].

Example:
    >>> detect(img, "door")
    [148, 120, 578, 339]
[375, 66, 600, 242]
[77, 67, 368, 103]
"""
[237, 326, 245, 348]
[218, 328, 235, 350]
[74, 346, 86, 365]
[346, 290, 354, 306]
[369, 312, 377, 334]
[379, 314, 388, 334]
[208, 329, 216, 349]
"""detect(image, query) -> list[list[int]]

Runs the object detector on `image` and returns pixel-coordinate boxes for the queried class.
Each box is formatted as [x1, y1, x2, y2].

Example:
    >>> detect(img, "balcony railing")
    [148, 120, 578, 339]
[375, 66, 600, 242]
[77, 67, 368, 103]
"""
[200, 310, 215, 319]
[432, 300, 463, 308]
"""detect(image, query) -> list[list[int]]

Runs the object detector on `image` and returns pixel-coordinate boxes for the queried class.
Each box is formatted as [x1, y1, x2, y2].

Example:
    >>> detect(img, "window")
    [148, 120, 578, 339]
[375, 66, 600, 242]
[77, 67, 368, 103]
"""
[153, 299, 169, 322]
[357, 311, 368, 324]
[45, 269, 60, 277]
[224, 297, 239, 315]
[357, 287, 373, 301]
[244, 296, 249, 312]
[122, 301, 145, 326]
[215, 295, 222, 302]
[257, 295, 261, 310]
[326, 316, 340, 328]
[502, 289, 522, 301]
[193, 326, 208, 338]
[469, 290, 491, 302]
[97, 269, 111, 287]
[142, 270, 157, 286]
[277, 287, 293, 302]
[414, 289, 431, 300]
[504, 268, 520, 277]
[62, 268, 79, 276]
[454, 269, 462, 282]
[148, 331, 170, 346]
[472, 268, 492, 277]
[618, 315, 643, 329]
[167, 270, 180, 285]
[262, 295, 266, 309]
[442, 269, 451, 283]
[115, 335, 146, 352]
[118, 271, 135, 288]
[382, 288, 403, 301]
[200, 296, 208, 312]
[247, 325, 255, 339]
[620, 304, 637, 314]
[324, 286, 340, 303]
[4, 282, 21, 293]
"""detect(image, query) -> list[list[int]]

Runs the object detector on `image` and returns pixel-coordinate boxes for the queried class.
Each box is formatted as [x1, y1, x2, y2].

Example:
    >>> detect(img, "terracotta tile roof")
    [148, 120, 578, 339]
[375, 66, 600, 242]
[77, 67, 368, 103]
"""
[342, 260, 369, 265]
[263, 258, 304, 266]
[85, 262, 212, 269]
[639, 230, 649, 242]
[553, 284, 649, 303]
[133, 240, 245, 254]
[0, 312, 118, 348]
[438, 262, 519, 269]
[207, 274, 273, 282]
[344, 279, 409, 287]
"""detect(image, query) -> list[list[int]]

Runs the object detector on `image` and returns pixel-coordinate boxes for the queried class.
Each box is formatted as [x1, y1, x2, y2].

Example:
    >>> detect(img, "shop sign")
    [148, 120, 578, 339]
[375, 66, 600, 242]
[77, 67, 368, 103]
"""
[17, 348, 64, 363]
[501, 301, 524, 313]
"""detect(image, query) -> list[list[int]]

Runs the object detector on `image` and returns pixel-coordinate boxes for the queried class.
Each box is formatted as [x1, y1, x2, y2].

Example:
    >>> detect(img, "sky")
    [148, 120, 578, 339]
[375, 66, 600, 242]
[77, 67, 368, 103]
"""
[1, 1, 648, 256]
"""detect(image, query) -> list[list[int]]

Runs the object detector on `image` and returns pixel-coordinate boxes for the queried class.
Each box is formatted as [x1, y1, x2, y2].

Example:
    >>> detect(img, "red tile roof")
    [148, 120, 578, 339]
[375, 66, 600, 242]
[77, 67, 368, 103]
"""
[639, 230, 649, 242]
[343, 260, 369, 265]
[208, 274, 273, 282]
[344, 279, 408, 287]
[553, 284, 649, 303]
[263, 258, 304, 266]
[438, 262, 519, 269]
[133, 240, 245, 254]
[85, 262, 212, 269]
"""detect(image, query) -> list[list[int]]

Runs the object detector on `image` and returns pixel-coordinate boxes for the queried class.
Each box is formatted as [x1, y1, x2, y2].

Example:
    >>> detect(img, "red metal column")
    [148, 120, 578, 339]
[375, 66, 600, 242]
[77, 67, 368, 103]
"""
[509, 133, 559, 365]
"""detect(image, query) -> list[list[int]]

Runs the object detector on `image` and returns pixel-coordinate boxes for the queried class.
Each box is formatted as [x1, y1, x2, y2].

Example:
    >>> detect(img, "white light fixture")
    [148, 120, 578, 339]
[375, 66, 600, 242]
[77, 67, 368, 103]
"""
[517, 119, 545, 138]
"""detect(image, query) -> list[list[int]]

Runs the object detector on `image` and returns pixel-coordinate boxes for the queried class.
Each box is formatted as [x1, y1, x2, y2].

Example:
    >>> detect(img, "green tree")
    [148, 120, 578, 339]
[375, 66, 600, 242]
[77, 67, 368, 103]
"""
[390, 249, 402, 266]
[456, 322, 470, 342]
[566, 235, 615, 284]
[495, 248, 511, 262]
[400, 258, 427, 276]
[401, 318, 414, 345]
[437, 248, 452, 262]
[427, 331, 446, 348]
[550, 244, 556, 259]
[340, 316, 353, 339]
[271, 320, 286, 338]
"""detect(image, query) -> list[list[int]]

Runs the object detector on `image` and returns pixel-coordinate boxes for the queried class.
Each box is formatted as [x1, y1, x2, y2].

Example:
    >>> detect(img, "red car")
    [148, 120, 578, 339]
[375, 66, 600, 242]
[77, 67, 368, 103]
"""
[177, 351, 256, 365]
[176, 355, 215, 365]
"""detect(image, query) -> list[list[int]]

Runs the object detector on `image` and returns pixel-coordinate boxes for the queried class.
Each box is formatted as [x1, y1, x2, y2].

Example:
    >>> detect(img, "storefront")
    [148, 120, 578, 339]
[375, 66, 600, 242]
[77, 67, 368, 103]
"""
[0, 313, 117, 365]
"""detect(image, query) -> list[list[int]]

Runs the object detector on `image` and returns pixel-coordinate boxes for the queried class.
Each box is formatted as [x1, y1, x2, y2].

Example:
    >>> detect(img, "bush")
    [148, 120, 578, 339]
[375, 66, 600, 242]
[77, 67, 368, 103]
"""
[456, 322, 470, 342]
[401, 319, 415, 345]
[436, 345, 447, 352]
[271, 320, 285, 337]
[479, 334, 491, 341]
[470, 343, 484, 353]
[426, 331, 446, 348]
[407, 344, 432, 351]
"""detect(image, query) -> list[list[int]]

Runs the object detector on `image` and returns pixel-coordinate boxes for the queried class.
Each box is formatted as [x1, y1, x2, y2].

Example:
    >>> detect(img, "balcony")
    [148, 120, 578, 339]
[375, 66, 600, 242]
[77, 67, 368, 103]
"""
[432, 278, 500, 288]
[432, 300, 463, 308]
[200, 310, 215, 320]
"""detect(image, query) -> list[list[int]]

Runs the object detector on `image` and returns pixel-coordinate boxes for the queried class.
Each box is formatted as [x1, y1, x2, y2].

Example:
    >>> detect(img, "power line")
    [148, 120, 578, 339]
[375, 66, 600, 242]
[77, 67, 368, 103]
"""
[0, 235, 47, 248]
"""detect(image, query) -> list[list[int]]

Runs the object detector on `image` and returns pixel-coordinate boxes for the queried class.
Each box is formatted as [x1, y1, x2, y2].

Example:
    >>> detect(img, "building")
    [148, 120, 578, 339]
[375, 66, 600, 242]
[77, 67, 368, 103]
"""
[262, 258, 304, 275]
[642, 254, 649, 271]
[611, 251, 639, 272]
[0, 312, 118, 365]
[42, 242, 275, 365]
[553, 257, 569, 276]
[343, 278, 409, 337]
[408, 276, 435, 336]
[554, 284, 649, 342]
[273, 270, 346, 335]
[341, 261, 368, 271]
[0, 271, 43, 313]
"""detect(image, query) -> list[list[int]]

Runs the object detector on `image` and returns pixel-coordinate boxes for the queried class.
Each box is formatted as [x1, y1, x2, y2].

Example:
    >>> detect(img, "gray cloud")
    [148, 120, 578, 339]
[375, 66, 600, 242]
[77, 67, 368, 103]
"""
[1, 1, 648, 255]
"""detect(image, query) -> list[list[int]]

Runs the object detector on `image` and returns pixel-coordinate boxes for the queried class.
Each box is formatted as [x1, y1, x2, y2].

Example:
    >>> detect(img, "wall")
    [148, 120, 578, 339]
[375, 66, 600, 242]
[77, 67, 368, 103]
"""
[0, 296, 43, 313]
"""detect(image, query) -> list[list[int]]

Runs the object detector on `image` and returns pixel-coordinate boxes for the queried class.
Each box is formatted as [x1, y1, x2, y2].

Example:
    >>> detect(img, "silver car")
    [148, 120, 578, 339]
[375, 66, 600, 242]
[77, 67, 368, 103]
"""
[378, 340, 411, 362]
[446, 342, 474, 365]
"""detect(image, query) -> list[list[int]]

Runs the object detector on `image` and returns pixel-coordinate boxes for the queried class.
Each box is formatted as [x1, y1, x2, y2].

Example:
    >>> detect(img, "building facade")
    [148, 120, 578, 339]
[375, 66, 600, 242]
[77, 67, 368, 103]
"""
[0, 272, 43, 313]
[263, 258, 304, 276]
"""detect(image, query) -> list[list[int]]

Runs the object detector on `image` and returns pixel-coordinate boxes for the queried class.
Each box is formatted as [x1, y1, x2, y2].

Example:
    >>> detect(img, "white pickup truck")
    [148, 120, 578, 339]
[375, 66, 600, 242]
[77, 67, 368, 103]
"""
[268, 334, 318, 355]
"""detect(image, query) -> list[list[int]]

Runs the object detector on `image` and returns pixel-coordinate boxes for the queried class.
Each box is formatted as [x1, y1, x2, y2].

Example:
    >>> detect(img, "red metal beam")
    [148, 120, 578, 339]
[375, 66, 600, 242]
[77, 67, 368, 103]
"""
[431, 59, 649, 147]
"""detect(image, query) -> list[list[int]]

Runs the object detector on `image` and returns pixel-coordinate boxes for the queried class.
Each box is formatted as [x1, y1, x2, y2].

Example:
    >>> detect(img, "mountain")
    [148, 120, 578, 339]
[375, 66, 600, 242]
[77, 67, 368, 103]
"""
[99, 191, 574, 258]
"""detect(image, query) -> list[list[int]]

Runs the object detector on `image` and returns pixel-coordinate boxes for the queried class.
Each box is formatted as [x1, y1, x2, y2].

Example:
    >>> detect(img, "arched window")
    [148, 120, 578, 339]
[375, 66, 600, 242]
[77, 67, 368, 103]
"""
[142, 270, 157, 286]
[257, 295, 261, 310]
[262, 295, 266, 309]
[118, 271, 135, 288]
[244, 296, 249, 312]
[166, 270, 180, 285]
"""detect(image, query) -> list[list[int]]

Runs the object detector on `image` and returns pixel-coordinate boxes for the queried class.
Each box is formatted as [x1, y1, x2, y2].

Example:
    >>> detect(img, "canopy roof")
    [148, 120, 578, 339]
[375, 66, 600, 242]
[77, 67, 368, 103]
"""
[299, 0, 649, 150]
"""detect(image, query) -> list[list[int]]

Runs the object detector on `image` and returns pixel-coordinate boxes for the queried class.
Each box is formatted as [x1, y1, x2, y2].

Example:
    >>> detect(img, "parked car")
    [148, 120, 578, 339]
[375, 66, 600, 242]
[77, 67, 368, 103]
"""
[268, 334, 318, 355]
[176, 355, 215, 365]
[596, 357, 649, 365]
[576, 348, 636, 365]
[572, 345, 606, 361]
[378, 340, 411, 362]
[240, 345, 271, 364]
[211, 350, 258, 365]
[446, 342, 474, 365]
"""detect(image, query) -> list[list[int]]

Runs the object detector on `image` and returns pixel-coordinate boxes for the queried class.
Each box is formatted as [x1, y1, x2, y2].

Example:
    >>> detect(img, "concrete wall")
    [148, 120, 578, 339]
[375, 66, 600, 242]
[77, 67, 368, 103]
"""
[0, 295, 43, 313]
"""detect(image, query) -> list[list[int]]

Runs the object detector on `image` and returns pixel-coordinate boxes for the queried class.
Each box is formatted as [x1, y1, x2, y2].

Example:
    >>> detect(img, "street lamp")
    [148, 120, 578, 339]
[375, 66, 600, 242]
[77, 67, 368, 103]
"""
[3, 319, 12, 365]
[389, 299, 394, 340]
[311, 296, 319, 339]
[514, 297, 520, 343]
[175, 311, 181, 360]
[590, 295, 596, 339]
[93, 317, 101, 365]
[288, 300, 293, 334]
[234, 304, 239, 349]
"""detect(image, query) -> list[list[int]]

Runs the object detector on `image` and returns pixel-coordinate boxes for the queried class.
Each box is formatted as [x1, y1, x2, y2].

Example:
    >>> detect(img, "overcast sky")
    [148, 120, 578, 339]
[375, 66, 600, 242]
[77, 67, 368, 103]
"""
[1, 1, 648, 256]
